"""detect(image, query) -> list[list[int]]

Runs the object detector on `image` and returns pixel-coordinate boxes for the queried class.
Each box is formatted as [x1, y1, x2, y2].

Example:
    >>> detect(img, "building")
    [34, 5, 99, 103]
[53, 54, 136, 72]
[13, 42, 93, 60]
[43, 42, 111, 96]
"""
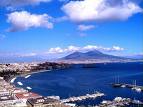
[15, 92, 41, 100]
[27, 97, 69, 107]
[0, 99, 27, 107]
[0, 94, 14, 101]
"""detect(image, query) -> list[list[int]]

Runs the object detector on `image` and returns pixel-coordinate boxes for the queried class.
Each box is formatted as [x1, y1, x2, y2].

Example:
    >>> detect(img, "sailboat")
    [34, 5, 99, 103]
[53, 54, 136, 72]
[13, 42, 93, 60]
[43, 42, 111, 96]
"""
[132, 98, 143, 105]
[131, 80, 141, 92]
[112, 76, 122, 87]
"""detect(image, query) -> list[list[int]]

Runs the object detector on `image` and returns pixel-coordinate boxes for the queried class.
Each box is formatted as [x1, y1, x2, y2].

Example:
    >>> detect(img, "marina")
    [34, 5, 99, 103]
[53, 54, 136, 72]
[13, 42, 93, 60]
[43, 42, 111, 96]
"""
[111, 83, 143, 92]
[96, 97, 143, 107]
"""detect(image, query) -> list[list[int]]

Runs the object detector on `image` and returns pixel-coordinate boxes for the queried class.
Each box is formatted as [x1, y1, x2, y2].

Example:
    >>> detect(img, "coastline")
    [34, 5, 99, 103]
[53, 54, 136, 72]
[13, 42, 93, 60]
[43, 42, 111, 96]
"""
[9, 69, 52, 84]
[58, 60, 143, 64]
[8, 61, 143, 84]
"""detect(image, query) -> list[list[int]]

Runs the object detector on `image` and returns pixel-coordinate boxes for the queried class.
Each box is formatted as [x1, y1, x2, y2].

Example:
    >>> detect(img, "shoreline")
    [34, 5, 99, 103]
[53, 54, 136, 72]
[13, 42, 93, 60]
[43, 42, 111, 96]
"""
[59, 60, 143, 64]
[9, 69, 52, 84]
[8, 61, 143, 84]
[7, 61, 143, 94]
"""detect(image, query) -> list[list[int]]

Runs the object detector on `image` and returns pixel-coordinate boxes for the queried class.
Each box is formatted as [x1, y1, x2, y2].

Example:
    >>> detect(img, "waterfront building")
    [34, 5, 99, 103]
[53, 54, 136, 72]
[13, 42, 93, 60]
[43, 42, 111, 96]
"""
[27, 97, 67, 107]
[0, 94, 14, 101]
[0, 99, 27, 107]
[15, 92, 42, 100]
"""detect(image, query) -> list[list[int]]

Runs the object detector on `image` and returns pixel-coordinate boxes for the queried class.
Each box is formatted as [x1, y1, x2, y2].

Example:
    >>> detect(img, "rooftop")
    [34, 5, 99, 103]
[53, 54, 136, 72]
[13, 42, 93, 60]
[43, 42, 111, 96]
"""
[27, 97, 59, 105]
[15, 92, 41, 99]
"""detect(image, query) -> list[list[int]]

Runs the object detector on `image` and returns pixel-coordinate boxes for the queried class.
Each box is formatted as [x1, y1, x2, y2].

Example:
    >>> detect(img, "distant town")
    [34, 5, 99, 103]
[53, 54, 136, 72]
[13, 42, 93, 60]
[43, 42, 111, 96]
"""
[0, 62, 70, 81]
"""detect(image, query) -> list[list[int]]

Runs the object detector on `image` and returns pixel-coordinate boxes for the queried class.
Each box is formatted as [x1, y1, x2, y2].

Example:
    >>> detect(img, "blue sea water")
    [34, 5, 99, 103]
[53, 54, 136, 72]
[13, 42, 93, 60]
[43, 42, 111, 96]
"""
[14, 62, 143, 106]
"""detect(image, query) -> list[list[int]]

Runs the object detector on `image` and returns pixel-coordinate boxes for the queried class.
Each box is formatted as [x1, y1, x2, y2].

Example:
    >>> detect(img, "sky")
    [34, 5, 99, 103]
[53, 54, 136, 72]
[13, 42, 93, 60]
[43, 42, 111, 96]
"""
[0, 0, 143, 59]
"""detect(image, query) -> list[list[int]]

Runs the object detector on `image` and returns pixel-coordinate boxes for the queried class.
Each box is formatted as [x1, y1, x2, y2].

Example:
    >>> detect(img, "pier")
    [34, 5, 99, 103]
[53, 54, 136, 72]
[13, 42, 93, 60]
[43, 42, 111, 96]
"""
[61, 91, 104, 103]
[96, 97, 143, 107]
[111, 83, 143, 92]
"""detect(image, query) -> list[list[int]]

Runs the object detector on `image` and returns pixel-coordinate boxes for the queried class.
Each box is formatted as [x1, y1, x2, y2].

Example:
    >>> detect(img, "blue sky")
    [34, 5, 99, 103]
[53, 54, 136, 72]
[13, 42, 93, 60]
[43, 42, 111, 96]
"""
[0, 0, 143, 58]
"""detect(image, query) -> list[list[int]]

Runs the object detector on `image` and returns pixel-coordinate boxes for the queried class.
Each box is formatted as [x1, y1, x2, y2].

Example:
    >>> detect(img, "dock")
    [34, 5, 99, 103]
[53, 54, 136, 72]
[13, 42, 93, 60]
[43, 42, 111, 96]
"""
[61, 91, 104, 103]
[111, 83, 143, 92]
[96, 97, 143, 107]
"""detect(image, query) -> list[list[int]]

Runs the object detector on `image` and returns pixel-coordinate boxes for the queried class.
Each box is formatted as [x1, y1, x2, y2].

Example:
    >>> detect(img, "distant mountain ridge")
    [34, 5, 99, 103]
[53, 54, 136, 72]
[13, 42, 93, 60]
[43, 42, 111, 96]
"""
[0, 56, 45, 63]
[1, 50, 141, 63]
[124, 55, 143, 60]
[60, 50, 131, 61]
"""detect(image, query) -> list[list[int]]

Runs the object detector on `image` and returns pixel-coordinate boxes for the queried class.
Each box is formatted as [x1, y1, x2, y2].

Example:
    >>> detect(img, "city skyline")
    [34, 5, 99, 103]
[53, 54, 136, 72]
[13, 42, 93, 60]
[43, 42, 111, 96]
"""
[0, 0, 143, 59]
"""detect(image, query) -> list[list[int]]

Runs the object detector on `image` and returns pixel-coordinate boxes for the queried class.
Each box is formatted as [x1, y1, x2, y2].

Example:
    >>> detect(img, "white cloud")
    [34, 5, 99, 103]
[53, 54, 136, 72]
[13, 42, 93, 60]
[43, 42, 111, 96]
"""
[65, 46, 80, 52]
[47, 45, 124, 54]
[112, 46, 124, 51]
[7, 11, 53, 32]
[0, 0, 51, 7]
[62, 0, 143, 22]
[78, 24, 95, 31]
[48, 47, 64, 54]
[83, 45, 124, 51]
[0, 45, 124, 58]
[48, 46, 80, 54]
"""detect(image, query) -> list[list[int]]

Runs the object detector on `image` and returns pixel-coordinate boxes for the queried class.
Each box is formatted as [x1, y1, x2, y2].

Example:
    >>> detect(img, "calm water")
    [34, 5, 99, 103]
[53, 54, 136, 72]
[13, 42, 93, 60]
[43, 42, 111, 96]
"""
[14, 62, 143, 106]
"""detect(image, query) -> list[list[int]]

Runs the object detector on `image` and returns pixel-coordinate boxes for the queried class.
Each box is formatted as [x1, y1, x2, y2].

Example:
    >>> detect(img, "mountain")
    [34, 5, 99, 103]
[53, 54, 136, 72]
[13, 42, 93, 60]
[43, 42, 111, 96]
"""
[124, 55, 143, 60]
[61, 50, 131, 62]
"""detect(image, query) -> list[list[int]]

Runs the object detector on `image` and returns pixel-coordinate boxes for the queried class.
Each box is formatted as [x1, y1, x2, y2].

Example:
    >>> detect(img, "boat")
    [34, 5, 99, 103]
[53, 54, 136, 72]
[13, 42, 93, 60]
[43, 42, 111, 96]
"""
[25, 75, 31, 79]
[26, 86, 32, 90]
[121, 84, 126, 88]
[132, 99, 143, 105]
[17, 82, 23, 86]
[112, 76, 122, 87]
[10, 77, 16, 83]
[112, 83, 122, 87]
[132, 87, 142, 92]
[131, 80, 142, 92]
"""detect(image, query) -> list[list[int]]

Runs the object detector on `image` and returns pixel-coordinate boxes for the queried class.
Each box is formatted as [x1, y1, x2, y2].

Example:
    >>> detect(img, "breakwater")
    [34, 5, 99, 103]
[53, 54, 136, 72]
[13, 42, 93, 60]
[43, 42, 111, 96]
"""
[96, 97, 143, 107]
[61, 92, 104, 103]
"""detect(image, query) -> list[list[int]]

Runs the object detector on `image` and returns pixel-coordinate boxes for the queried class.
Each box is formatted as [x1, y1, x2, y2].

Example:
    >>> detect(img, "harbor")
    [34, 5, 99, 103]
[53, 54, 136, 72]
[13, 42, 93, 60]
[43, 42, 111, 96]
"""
[96, 97, 143, 107]
[111, 83, 143, 92]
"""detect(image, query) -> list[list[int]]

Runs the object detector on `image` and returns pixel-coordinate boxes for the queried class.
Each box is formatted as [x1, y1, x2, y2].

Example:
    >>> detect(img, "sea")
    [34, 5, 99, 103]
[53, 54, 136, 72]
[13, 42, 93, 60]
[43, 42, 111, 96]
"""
[13, 62, 143, 106]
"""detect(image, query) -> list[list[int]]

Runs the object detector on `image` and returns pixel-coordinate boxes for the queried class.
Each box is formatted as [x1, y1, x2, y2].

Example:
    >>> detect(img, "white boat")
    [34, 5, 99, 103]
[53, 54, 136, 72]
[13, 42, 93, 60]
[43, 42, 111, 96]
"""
[132, 99, 143, 105]
[114, 97, 123, 102]
[132, 87, 142, 92]
[10, 77, 16, 83]
[25, 75, 31, 79]
[26, 87, 32, 90]
[135, 88, 142, 92]
[102, 100, 108, 104]
[121, 85, 126, 88]
[17, 82, 23, 86]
